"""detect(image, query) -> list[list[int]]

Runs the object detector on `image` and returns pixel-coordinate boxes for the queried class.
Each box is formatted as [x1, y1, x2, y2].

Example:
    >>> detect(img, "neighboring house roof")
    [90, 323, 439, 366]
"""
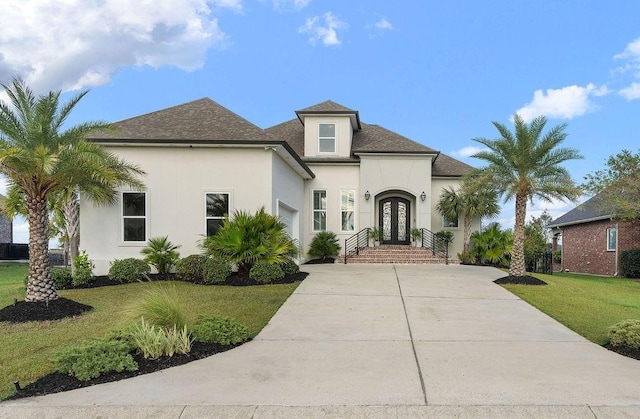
[547, 194, 611, 228]
[89, 98, 267, 142]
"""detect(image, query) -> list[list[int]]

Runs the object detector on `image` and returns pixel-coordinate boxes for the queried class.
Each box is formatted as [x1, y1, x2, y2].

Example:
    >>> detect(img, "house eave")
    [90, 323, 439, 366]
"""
[295, 110, 362, 131]
[89, 138, 315, 179]
[354, 151, 439, 157]
[547, 215, 613, 229]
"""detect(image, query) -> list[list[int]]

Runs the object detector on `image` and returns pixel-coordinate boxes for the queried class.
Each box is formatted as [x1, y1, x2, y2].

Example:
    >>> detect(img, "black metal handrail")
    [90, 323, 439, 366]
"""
[344, 228, 370, 264]
[420, 228, 450, 264]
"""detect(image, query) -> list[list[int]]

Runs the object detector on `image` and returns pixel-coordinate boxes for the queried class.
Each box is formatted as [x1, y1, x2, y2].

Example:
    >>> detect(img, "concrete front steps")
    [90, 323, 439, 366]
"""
[343, 245, 456, 264]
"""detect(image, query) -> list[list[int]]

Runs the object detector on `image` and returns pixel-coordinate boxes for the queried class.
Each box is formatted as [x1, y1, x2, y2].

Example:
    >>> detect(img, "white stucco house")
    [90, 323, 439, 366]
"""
[81, 98, 477, 274]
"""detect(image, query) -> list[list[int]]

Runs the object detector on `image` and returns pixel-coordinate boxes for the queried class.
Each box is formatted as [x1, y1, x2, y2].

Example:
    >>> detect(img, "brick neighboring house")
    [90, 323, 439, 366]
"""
[0, 194, 13, 244]
[548, 195, 640, 276]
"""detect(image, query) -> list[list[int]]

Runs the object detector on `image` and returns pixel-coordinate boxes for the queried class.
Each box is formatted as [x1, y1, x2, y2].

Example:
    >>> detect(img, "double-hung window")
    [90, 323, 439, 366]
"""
[318, 123, 336, 153]
[340, 189, 355, 232]
[313, 190, 327, 231]
[122, 192, 146, 242]
[206, 193, 229, 236]
[607, 227, 617, 251]
[443, 215, 458, 228]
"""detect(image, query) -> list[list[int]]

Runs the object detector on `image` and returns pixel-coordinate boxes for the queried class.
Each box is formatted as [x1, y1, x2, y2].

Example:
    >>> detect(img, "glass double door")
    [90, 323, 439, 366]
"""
[379, 197, 410, 245]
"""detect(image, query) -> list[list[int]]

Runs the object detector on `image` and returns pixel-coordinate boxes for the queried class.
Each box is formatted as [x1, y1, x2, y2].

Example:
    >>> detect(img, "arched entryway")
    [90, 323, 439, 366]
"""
[379, 196, 411, 245]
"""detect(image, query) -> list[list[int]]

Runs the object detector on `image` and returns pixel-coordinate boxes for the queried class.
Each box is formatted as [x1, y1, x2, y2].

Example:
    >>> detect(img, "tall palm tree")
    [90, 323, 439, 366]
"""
[0, 78, 144, 302]
[436, 184, 500, 253]
[471, 114, 582, 278]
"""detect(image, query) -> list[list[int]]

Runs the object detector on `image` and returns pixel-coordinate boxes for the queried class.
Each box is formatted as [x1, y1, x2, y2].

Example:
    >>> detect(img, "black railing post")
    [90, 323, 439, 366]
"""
[445, 239, 449, 265]
[344, 238, 348, 264]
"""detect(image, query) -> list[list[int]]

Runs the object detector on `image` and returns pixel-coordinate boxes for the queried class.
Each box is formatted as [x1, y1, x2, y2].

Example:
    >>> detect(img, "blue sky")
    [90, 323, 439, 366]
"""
[1, 0, 640, 244]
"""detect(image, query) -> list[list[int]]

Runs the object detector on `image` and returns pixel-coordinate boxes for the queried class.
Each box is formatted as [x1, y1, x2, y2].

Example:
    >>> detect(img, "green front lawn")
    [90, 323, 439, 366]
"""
[0, 263, 299, 400]
[502, 272, 640, 345]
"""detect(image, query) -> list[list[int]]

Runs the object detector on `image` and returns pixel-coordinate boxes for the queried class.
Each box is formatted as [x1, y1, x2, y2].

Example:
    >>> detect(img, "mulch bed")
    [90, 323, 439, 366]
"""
[7, 340, 240, 400]
[0, 298, 93, 323]
[493, 275, 548, 285]
[304, 258, 336, 264]
[604, 344, 640, 361]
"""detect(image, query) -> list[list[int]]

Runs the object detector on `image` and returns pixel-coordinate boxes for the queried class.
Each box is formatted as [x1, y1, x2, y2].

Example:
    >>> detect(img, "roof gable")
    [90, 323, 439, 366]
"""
[296, 100, 356, 113]
[89, 98, 267, 142]
[548, 195, 611, 228]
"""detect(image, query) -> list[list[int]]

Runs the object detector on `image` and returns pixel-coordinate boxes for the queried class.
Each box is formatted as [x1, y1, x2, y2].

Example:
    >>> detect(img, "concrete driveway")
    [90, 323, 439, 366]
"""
[3, 264, 640, 418]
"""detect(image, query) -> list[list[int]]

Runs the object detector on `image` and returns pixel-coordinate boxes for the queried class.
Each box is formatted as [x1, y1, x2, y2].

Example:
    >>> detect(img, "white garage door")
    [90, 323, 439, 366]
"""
[279, 204, 295, 239]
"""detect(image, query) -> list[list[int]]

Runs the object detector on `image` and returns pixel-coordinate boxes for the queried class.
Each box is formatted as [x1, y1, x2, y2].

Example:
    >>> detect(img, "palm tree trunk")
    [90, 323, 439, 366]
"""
[63, 190, 80, 276]
[463, 215, 472, 254]
[25, 194, 58, 302]
[510, 193, 527, 277]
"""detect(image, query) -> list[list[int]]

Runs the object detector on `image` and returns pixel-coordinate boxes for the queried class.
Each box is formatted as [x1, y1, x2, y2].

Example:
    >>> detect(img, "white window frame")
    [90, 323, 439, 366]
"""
[318, 123, 336, 154]
[121, 191, 147, 244]
[205, 192, 231, 236]
[606, 227, 617, 252]
[312, 189, 327, 232]
[442, 215, 459, 228]
[340, 189, 356, 232]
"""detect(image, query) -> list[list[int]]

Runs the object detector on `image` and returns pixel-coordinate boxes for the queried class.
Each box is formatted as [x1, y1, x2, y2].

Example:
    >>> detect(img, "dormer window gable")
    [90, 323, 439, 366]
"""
[296, 101, 361, 158]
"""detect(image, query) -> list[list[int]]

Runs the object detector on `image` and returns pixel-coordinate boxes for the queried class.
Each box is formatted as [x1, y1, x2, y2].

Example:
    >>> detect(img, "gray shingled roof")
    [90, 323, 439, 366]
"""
[547, 195, 611, 228]
[89, 98, 267, 141]
[296, 100, 356, 113]
[432, 153, 475, 177]
[264, 119, 305, 156]
[352, 123, 437, 154]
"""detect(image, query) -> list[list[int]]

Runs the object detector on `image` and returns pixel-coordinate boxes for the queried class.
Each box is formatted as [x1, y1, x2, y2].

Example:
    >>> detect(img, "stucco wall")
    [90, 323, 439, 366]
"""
[81, 145, 277, 275]
[561, 219, 640, 276]
[303, 116, 353, 158]
[303, 163, 360, 258]
[359, 154, 433, 232]
[271, 151, 305, 251]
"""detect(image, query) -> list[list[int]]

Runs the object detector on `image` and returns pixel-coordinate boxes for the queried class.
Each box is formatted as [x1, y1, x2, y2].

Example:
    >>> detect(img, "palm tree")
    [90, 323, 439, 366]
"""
[436, 184, 500, 254]
[470, 114, 582, 277]
[0, 78, 144, 302]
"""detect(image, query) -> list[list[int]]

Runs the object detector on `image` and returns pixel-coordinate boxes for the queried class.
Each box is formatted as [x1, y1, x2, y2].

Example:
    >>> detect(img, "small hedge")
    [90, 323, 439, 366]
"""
[175, 254, 208, 282]
[52, 267, 73, 290]
[249, 261, 284, 284]
[621, 249, 640, 278]
[109, 258, 150, 283]
[608, 319, 640, 350]
[203, 256, 232, 285]
[190, 315, 251, 345]
[52, 337, 138, 381]
[281, 257, 299, 276]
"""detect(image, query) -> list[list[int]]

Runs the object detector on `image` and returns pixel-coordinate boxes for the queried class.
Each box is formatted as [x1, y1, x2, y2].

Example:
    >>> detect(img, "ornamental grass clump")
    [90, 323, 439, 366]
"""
[130, 318, 191, 359]
[608, 319, 640, 350]
[129, 287, 187, 330]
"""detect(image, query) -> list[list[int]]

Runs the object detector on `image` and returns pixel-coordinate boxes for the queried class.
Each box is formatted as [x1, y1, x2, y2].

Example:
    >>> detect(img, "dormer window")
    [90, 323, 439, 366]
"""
[318, 123, 336, 153]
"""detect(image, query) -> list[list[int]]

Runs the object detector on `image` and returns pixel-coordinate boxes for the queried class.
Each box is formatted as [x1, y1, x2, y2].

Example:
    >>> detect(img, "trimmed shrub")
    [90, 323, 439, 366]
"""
[53, 337, 138, 381]
[190, 315, 251, 345]
[203, 255, 232, 285]
[141, 236, 181, 276]
[249, 261, 284, 284]
[621, 249, 640, 278]
[175, 254, 208, 282]
[72, 250, 95, 287]
[130, 287, 187, 330]
[608, 319, 640, 350]
[109, 258, 150, 283]
[308, 231, 341, 260]
[281, 257, 299, 276]
[130, 318, 191, 359]
[52, 267, 73, 290]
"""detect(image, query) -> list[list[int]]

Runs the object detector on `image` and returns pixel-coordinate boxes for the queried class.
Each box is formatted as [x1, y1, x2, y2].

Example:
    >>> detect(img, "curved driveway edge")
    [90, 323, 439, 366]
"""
[3, 264, 640, 417]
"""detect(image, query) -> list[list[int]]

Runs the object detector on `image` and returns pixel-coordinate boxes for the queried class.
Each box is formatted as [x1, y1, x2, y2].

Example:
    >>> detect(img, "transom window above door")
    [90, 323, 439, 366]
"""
[318, 123, 336, 153]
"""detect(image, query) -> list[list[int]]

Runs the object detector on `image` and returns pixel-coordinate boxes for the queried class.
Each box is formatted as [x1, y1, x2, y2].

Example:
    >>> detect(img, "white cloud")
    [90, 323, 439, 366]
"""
[515, 83, 610, 122]
[619, 82, 640, 100]
[0, 176, 7, 196]
[451, 146, 486, 159]
[266, 0, 311, 11]
[614, 37, 640, 76]
[299, 12, 346, 46]
[374, 18, 393, 30]
[0, 0, 230, 93]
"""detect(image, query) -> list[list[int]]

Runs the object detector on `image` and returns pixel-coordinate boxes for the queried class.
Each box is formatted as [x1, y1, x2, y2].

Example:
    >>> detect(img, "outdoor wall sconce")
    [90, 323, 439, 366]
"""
[364, 191, 371, 201]
[420, 191, 426, 202]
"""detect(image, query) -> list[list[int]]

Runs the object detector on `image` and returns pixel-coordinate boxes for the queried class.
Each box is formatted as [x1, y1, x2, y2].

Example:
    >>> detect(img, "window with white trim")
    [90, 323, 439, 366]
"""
[312, 190, 327, 231]
[607, 227, 617, 251]
[318, 123, 336, 153]
[340, 189, 355, 232]
[443, 215, 458, 228]
[206, 193, 229, 236]
[122, 192, 146, 242]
